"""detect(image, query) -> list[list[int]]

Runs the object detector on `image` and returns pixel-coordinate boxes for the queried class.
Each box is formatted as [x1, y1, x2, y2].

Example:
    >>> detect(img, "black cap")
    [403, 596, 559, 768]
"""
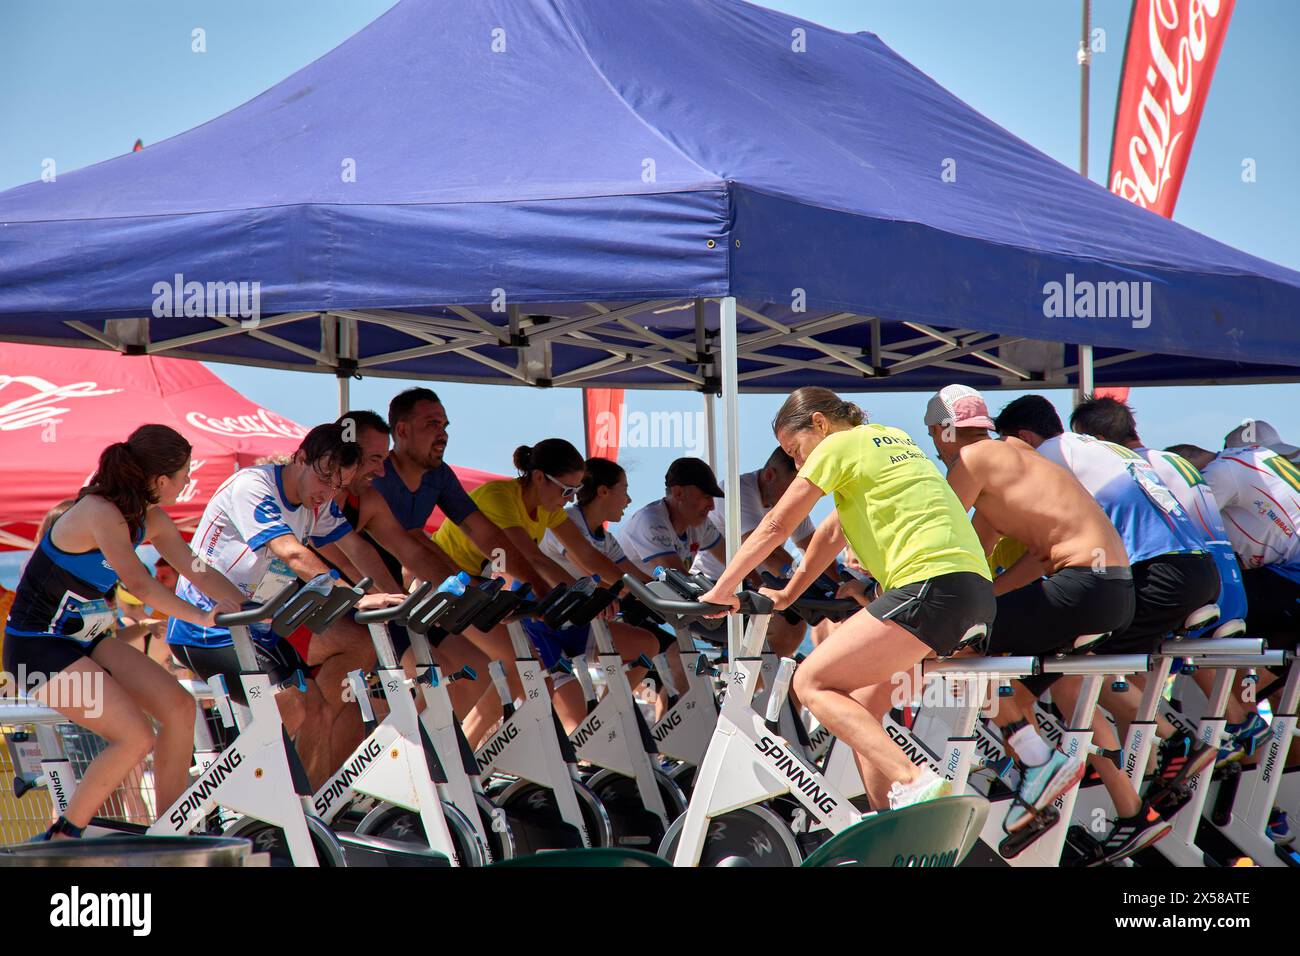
[665, 457, 724, 498]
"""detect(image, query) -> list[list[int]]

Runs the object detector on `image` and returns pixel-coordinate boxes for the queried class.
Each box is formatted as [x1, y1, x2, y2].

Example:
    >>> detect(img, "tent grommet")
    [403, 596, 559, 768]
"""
[734, 239, 741, 248]
[706, 239, 716, 249]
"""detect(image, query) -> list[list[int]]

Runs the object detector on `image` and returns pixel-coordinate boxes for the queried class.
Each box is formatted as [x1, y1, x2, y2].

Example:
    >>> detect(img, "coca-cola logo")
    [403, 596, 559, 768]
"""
[1110, 0, 1231, 212]
[0, 375, 123, 431]
[184, 408, 306, 441]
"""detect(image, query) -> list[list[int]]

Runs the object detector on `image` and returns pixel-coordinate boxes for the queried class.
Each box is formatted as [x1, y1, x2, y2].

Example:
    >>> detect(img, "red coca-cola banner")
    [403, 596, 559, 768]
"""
[1108, 0, 1235, 217]
[583, 388, 624, 462]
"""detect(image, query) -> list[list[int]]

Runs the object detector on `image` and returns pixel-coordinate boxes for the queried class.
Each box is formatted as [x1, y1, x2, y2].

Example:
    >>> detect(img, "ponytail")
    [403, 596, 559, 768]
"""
[772, 387, 865, 436]
[514, 439, 583, 480]
[79, 424, 191, 539]
[512, 445, 534, 474]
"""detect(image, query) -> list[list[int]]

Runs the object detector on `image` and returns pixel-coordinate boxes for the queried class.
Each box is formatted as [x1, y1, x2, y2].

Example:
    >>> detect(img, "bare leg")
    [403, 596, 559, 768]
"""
[850, 681, 898, 808]
[92, 639, 196, 814]
[766, 615, 806, 659]
[552, 678, 587, 734]
[1191, 668, 1250, 724]
[610, 621, 657, 692]
[1051, 678, 1142, 819]
[33, 661, 154, 831]
[302, 619, 376, 783]
[790, 608, 934, 809]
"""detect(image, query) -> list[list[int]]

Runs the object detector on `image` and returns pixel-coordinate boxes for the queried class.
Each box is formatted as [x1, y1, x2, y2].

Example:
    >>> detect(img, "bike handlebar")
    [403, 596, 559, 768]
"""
[620, 574, 773, 620]
[759, 571, 859, 620]
[354, 580, 434, 625]
[214, 580, 301, 628]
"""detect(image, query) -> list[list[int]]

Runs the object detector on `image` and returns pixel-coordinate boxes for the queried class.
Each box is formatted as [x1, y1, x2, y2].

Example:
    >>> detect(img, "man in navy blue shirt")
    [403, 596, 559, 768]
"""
[362, 389, 546, 744]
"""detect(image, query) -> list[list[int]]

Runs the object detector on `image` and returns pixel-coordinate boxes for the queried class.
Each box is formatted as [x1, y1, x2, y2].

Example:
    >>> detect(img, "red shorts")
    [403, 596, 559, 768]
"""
[282, 624, 319, 676]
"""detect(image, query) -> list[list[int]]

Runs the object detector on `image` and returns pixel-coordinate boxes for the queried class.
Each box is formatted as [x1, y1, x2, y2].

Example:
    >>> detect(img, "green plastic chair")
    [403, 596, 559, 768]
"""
[489, 848, 672, 868]
[800, 796, 990, 867]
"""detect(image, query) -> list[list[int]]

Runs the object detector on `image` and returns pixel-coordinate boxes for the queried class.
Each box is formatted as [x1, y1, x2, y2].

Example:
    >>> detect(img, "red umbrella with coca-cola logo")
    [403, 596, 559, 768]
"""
[0, 344, 499, 550]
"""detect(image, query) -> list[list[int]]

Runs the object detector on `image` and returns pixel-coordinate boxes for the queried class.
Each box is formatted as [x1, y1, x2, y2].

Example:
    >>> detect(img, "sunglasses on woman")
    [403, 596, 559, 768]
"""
[544, 473, 583, 498]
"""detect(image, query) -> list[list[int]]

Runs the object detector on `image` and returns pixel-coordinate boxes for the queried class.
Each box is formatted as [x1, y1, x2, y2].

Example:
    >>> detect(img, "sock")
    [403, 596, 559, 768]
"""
[1009, 724, 1051, 766]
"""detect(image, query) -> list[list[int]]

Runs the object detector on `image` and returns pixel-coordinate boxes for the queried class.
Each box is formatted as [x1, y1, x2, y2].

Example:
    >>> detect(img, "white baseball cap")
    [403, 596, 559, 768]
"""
[924, 384, 995, 431]
[1224, 419, 1300, 459]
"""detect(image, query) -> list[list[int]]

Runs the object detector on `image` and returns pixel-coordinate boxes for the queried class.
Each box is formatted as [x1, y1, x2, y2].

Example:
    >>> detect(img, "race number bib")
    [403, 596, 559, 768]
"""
[1127, 462, 1181, 516]
[251, 557, 297, 604]
[51, 593, 116, 645]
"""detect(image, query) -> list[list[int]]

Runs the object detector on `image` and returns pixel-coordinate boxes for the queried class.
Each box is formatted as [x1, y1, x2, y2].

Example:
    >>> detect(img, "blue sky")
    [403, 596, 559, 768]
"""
[2, 0, 1298, 582]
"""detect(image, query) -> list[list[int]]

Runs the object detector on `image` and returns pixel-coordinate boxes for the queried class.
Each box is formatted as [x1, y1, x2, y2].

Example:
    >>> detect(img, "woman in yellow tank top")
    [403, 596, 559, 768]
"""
[701, 387, 995, 812]
[431, 439, 655, 727]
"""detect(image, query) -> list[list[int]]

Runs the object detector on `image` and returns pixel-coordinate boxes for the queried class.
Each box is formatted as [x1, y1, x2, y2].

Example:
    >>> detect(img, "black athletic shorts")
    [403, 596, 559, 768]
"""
[2, 631, 109, 679]
[988, 566, 1135, 696]
[1098, 552, 1220, 655]
[173, 639, 309, 707]
[868, 571, 996, 657]
[388, 621, 412, 661]
[987, 566, 1135, 657]
[1241, 565, 1300, 652]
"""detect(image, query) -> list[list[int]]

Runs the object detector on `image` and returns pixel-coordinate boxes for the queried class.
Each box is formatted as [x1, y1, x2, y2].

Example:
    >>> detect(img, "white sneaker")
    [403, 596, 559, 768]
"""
[887, 769, 952, 811]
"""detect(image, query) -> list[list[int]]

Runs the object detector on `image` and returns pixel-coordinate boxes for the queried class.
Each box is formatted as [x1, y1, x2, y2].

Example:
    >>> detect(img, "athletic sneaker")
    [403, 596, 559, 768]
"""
[1090, 803, 1171, 865]
[1217, 713, 1271, 768]
[1004, 750, 1085, 832]
[1268, 809, 1294, 846]
[1153, 730, 1216, 789]
[887, 769, 952, 810]
[1146, 777, 1194, 820]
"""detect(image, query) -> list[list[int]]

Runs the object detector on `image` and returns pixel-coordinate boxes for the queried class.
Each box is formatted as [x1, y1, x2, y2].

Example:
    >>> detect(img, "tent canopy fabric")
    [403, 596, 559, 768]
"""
[1, 0, 1297, 392]
[0, 344, 500, 549]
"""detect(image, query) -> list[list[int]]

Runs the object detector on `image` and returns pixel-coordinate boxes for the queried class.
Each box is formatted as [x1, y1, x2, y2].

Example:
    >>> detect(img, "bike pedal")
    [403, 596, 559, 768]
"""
[998, 805, 1061, 859]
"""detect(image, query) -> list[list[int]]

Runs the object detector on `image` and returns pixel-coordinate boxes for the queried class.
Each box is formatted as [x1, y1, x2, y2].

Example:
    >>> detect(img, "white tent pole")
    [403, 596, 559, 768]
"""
[1074, 1, 1094, 409]
[1077, 344, 1094, 405]
[337, 314, 353, 415]
[719, 296, 743, 663]
[704, 392, 717, 471]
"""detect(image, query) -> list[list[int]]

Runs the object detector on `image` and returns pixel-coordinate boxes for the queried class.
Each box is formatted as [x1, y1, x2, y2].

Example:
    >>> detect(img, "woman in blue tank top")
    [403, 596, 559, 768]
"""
[3, 425, 249, 840]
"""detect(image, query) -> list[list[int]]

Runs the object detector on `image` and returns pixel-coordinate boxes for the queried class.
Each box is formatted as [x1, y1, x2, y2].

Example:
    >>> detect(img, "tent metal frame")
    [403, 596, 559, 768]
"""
[4, 298, 1181, 393]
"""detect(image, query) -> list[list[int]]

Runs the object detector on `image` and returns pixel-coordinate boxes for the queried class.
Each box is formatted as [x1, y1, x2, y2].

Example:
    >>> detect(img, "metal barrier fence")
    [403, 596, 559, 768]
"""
[1, 716, 159, 843]
[0, 680, 220, 843]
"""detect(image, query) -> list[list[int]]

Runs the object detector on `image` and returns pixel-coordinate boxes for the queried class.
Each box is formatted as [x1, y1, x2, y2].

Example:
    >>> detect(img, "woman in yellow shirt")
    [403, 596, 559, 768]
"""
[701, 387, 995, 812]
[432, 439, 649, 718]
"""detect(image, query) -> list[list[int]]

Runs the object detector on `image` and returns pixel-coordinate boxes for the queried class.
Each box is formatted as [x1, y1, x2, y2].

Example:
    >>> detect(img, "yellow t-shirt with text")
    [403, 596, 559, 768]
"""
[432, 479, 569, 574]
[798, 425, 990, 591]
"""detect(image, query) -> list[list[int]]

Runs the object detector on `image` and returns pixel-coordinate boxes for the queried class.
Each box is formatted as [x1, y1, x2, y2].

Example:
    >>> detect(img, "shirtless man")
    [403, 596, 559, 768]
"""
[923, 384, 1137, 834]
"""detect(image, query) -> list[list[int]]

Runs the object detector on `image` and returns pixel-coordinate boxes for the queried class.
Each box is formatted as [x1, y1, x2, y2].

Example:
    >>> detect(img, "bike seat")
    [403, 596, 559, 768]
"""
[1175, 603, 1220, 637]
[1209, 617, 1247, 640]
[1064, 632, 1109, 654]
[953, 624, 988, 654]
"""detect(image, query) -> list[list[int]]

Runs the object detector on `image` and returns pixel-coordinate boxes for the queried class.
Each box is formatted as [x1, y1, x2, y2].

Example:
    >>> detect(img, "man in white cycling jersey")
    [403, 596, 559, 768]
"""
[690, 447, 817, 656]
[1182, 429, 1300, 657]
[1070, 397, 1269, 766]
[620, 458, 728, 578]
[167, 423, 403, 787]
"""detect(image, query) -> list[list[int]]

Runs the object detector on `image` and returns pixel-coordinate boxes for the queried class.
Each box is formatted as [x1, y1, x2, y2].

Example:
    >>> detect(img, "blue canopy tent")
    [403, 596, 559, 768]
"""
[3, 0, 1299, 648]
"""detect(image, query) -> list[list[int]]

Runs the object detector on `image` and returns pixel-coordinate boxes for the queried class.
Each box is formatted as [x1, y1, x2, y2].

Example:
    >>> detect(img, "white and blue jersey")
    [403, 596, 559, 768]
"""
[167, 464, 351, 648]
[1038, 434, 1204, 565]
[1203, 445, 1300, 585]
[1142, 447, 1247, 626]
